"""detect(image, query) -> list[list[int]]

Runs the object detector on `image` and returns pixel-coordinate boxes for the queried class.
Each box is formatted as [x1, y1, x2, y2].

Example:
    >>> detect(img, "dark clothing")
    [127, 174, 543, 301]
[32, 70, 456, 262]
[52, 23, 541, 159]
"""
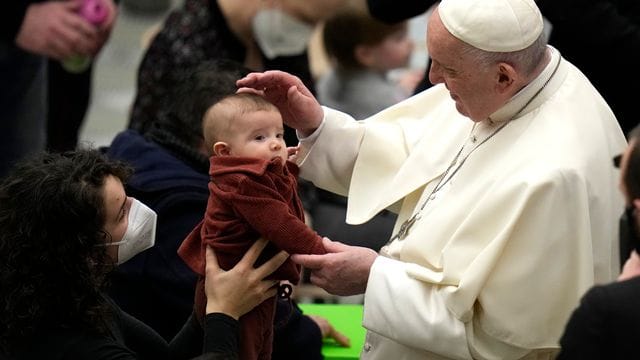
[366, 0, 431, 24]
[129, 0, 313, 146]
[171, 302, 322, 360]
[558, 276, 640, 359]
[46, 59, 92, 152]
[0, 1, 42, 43]
[536, 0, 640, 135]
[179, 156, 325, 360]
[105, 130, 324, 359]
[0, 1, 47, 178]
[14, 295, 238, 360]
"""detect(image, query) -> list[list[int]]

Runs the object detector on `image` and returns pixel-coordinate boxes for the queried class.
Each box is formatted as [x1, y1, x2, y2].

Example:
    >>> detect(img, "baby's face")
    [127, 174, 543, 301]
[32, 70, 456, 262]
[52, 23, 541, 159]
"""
[226, 109, 288, 164]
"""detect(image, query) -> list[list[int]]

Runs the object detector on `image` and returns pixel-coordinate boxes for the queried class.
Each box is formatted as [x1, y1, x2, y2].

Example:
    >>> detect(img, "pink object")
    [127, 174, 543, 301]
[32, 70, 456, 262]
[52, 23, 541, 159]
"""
[79, 0, 108, 26]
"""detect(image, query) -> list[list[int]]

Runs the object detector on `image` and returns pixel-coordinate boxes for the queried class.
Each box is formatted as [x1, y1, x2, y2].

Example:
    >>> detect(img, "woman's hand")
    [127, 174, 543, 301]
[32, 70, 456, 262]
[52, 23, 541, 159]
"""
[205, 238, 289, 319]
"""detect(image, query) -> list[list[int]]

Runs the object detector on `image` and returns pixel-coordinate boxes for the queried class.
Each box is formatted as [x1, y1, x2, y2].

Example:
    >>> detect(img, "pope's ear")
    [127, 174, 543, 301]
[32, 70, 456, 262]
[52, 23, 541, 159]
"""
[495, 62, 516, 93]
[213, 142, 230, 156]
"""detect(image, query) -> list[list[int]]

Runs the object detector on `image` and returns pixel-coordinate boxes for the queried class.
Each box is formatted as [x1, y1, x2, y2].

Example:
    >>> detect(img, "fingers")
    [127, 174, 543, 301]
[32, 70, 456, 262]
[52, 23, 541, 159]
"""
[291, 253, 326, 269]
[239, 237, 269, 266]
[236, 87, 265, 96]
[321, 237, 350, 253]
[329, 327, 351, 347]
[255, 250, 289, 279]
[205, 245, 220, 273]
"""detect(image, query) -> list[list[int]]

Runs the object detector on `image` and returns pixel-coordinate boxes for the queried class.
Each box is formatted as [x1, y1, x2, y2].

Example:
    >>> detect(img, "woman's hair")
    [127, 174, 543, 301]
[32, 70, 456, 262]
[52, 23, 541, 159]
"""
[322, 8, 407, 71]
[146, 59, 251, 172]
[0, 149, 132, 355]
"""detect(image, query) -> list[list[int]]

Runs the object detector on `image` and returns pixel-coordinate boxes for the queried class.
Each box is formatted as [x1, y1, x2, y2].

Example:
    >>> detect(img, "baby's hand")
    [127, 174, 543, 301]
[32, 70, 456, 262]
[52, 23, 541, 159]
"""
[287, 146, 300, 162]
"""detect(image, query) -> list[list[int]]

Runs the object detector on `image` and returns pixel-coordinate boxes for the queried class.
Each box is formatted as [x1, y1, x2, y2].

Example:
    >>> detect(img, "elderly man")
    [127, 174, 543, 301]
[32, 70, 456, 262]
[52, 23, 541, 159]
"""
[237, 0, 626, 358]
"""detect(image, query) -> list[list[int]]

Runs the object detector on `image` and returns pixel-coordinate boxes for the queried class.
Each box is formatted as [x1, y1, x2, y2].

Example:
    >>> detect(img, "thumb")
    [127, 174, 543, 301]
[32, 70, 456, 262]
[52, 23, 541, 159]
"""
[322, 237, 349, 253]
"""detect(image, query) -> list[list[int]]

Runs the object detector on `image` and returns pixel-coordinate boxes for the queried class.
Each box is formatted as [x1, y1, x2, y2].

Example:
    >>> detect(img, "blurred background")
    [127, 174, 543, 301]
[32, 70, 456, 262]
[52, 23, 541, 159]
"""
[78, 0, 429, 148]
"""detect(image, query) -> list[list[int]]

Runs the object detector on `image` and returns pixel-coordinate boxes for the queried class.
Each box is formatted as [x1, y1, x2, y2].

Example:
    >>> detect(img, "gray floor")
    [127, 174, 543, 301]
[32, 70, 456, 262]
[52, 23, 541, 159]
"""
[80, 1, 428, 149]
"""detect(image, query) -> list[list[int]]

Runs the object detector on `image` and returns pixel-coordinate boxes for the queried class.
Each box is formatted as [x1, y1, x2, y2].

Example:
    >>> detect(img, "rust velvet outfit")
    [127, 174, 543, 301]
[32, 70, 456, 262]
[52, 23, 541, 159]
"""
[179, 156, 325, 360]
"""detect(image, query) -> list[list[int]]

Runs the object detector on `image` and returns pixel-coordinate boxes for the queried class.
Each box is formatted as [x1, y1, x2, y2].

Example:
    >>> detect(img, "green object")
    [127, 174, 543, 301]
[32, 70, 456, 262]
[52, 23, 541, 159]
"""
[298, 303, 366, 360]
[61, 55, 92, 73]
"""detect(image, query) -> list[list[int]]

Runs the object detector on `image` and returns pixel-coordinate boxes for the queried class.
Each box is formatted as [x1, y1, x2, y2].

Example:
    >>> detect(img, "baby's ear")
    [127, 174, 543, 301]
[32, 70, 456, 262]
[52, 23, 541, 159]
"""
[213, 142, 230, 156]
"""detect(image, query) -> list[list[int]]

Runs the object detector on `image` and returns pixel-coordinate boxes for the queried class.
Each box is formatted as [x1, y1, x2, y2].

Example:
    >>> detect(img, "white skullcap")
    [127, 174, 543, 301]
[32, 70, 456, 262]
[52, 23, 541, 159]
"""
[438, 0, 543, 52]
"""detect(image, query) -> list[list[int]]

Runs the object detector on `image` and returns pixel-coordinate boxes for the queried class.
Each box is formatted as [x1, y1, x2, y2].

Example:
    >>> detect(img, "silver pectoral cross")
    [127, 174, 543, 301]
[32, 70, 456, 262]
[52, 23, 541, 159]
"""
[390, 215, 420, 242]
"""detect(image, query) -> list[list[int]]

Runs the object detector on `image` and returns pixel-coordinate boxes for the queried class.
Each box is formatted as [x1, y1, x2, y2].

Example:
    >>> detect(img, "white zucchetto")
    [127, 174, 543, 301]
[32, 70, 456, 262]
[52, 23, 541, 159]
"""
[438, 0, 543, 52]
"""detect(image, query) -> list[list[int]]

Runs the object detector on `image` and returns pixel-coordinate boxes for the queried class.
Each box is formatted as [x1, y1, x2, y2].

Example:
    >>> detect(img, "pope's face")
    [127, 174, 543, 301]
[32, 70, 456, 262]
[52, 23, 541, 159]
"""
[427, 8, 503, 122]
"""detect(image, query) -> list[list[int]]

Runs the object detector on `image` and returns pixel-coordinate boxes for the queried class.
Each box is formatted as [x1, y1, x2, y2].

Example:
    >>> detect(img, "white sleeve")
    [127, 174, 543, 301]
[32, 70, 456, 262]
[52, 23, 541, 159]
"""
[363, 256, 473, 360]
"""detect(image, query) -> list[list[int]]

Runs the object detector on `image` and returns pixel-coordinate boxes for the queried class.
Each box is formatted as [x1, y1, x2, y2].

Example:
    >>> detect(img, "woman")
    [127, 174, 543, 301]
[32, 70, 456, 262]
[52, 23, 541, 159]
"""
[0, 149, 287, 359]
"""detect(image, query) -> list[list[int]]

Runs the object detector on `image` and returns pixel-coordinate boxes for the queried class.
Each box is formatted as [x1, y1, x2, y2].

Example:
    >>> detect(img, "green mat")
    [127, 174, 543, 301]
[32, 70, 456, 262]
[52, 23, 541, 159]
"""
[298, 303, 365, 360]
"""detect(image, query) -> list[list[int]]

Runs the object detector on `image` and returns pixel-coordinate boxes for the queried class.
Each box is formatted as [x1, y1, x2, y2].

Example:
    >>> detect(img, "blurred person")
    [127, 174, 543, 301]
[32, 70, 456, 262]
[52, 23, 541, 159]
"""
[318, 7, 418, 119]
[557, 124, 640, 359]
[46, 0, 120, 153]
[0, 0, 116, 177]
[536, 0, 640, 135]
[128, 0, 348, 146]
[237, 0, 626, 357]
[0, 149, 288, 359]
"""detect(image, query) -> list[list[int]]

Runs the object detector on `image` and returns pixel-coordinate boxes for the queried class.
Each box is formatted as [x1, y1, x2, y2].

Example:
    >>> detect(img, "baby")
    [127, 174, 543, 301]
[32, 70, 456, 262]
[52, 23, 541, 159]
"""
[178, 93, 326, 360]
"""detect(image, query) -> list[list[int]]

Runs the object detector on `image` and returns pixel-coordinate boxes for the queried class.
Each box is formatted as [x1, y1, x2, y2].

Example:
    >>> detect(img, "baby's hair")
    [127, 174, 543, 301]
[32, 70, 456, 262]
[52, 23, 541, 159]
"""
[203, 93, 279, 151]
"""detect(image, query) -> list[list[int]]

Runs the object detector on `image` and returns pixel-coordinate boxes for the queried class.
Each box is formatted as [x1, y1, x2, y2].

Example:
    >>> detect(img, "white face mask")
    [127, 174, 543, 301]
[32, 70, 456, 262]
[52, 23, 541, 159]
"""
[252, 8, 314, 60]
[102, 199, 157, 265]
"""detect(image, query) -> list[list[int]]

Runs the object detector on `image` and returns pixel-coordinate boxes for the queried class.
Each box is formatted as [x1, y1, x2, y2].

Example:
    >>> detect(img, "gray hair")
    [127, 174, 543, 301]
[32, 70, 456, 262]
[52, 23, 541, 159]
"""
[460, 32, 548, 76]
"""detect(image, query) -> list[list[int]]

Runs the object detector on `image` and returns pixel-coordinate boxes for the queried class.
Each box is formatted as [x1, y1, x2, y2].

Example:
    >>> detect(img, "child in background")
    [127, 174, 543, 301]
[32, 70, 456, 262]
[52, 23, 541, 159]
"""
[318, 7, 421, 119]
[178, 93, 327, 360]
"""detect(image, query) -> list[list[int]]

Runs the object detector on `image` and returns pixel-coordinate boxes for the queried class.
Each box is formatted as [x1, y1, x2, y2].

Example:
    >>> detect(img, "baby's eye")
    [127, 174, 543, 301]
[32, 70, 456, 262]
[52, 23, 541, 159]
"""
[276, 133, 284, 139]
[254, 135, 265, 141]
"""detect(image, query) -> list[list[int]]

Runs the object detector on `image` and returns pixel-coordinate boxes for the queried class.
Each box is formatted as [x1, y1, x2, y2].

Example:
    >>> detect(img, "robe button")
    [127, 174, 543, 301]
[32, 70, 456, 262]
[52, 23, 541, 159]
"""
[364, 343, 372, 352]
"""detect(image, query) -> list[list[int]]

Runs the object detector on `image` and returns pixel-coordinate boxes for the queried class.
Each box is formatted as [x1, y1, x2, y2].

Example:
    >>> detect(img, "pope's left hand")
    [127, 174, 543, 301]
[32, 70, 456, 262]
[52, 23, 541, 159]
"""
[292, 237, 377, 296]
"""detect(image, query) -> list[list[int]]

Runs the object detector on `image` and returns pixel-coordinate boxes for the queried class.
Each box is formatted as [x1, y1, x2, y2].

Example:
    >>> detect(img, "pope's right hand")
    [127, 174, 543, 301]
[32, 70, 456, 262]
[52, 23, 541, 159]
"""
[237, 70, 324, 137]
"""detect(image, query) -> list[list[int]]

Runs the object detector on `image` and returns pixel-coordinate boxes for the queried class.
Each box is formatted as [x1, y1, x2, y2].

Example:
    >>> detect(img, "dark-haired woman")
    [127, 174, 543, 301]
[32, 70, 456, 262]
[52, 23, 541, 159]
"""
[0, 149, 287, 359]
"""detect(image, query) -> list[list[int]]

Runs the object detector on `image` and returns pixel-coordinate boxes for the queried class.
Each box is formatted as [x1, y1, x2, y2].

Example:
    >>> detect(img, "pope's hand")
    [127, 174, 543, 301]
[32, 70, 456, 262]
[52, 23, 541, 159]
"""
[292, 237, 377, 296]
[236, 70, 324, 137]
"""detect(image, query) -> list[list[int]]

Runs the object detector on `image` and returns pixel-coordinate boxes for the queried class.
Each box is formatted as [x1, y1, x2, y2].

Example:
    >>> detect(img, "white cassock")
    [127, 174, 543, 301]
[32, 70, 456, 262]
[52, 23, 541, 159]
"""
[296, 48, 627, 359]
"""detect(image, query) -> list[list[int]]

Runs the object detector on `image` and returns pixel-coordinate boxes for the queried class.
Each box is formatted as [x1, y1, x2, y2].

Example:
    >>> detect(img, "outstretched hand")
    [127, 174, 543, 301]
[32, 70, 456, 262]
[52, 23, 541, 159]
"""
[236, 70, 324, 137]
[205, 238, 289, 319]
[292, 237, 377, 296]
